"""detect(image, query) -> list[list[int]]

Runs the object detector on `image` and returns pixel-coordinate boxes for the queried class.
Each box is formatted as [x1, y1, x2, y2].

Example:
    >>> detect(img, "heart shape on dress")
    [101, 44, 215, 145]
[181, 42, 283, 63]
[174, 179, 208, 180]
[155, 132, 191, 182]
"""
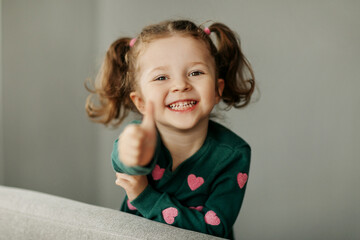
[162, 207, 178, 224]
[204, 210, 221, 226]
[187, 174, 204, 191]
[127, 199, 137, 211]
[189, 206, 203, 212]
[237, 172, 248, 189]
[152, 164, 165, 180]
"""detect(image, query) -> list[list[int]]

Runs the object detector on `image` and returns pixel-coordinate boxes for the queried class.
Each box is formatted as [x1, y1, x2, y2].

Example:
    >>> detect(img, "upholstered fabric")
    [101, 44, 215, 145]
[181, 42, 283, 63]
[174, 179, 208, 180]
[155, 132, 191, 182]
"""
[0, 186, 224, 240]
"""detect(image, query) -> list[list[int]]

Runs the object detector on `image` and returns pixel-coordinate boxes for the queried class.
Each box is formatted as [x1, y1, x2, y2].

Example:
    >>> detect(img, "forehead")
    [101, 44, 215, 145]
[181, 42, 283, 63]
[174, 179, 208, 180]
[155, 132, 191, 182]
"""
[137, 35, 214, 71]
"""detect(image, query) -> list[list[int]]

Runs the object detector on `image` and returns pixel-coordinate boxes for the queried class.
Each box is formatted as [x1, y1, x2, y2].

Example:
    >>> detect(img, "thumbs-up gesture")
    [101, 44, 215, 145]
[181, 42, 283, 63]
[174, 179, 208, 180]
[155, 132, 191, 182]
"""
[118, 101, 157, 167]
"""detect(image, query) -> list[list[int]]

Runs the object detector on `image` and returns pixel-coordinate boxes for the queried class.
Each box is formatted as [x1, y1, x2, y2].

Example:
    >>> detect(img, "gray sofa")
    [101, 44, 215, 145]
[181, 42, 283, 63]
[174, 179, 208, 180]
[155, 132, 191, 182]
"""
[0, 185, 224, 239]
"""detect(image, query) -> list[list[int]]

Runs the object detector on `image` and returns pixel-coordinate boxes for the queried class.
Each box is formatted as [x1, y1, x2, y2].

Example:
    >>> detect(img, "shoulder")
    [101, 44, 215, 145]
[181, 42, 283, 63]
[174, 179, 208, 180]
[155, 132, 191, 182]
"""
[205, 120, 251, 172]
[208, 120, 250, 153]
[205, 121, 251, 189]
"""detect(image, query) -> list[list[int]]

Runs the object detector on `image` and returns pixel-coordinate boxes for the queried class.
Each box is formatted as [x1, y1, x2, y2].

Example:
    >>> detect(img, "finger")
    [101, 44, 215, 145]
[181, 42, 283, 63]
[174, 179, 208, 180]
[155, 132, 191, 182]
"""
[116, 172, 136, 182]
[115, 178, 122, 186]
[140, 101, 155, 132]
[116, 172, 129, 180]
[115, 173, 130, 187]
[116, 172, 124, 178]
[115, 177, 126, 187]
[116, 172, 130, 177]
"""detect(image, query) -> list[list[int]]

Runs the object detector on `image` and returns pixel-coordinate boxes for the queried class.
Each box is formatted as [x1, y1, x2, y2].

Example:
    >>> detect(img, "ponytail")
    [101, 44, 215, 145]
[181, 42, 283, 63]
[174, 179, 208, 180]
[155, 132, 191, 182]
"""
[209, 23, 255, 109]
[85, 20, 255, 127]
[85, 37, 136, 126]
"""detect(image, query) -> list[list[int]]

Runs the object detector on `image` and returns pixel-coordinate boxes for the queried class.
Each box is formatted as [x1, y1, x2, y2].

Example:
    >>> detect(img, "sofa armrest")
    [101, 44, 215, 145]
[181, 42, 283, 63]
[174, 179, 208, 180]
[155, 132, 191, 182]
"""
[0, 185, 224, 240]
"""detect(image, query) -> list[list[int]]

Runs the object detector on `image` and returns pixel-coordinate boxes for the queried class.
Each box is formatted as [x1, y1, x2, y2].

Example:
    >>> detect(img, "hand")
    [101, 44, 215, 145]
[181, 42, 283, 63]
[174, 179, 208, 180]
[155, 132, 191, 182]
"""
[115, 173, 148, 201]
[118, 101, 157, 167]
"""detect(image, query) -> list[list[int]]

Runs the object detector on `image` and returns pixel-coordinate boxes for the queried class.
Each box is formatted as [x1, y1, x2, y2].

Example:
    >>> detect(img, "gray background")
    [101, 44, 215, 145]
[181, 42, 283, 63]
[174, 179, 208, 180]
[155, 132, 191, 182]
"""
[1, 0, 359, 239]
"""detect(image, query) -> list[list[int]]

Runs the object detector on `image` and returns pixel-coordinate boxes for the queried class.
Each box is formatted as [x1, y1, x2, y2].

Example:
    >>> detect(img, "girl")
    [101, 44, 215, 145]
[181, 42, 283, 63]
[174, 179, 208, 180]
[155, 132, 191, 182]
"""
[86, 20, 255, 239]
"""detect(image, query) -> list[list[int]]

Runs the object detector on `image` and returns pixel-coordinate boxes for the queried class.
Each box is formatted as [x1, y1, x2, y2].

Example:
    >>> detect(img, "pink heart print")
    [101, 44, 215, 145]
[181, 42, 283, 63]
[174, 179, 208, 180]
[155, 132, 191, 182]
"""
[237, 172, 248, 189]
[127, 199, 137, 211]
[187, 174, 204, 191]
[152, 164, 165, 180]
[162, 207, 178, 224]
[189, 206, 204, 212]
[204, 210, 221, 226]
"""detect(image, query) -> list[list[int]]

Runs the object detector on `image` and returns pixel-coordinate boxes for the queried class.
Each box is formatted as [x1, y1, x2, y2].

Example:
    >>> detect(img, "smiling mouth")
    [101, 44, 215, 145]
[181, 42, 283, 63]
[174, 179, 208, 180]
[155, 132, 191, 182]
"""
[167, 100, 198, 111]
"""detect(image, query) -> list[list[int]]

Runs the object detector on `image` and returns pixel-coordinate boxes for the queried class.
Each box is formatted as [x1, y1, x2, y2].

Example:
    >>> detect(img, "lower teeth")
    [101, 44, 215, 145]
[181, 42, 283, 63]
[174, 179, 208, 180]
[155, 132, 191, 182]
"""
[170, 102, 196, 110]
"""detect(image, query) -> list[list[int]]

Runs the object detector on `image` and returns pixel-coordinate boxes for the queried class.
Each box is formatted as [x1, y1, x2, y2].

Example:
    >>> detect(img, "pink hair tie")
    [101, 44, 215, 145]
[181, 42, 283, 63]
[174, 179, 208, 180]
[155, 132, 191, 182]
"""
[204, 27, 211, 35]
[129, 38, 137, 47]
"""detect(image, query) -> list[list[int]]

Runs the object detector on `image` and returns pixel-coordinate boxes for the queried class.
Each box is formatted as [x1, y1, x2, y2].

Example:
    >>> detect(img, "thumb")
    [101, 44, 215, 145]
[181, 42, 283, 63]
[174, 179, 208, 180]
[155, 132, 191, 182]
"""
[141, 101, 155, 132]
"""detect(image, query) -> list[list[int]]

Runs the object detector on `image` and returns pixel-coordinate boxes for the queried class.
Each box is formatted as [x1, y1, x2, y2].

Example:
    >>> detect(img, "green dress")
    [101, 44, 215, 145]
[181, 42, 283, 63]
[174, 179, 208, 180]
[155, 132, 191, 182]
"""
[112, 120, 251, 239]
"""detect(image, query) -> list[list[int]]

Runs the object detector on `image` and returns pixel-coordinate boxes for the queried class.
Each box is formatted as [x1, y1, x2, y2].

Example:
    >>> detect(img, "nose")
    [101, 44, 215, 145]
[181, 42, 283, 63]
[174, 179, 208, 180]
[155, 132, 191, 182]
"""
[170, 76, 192, 92]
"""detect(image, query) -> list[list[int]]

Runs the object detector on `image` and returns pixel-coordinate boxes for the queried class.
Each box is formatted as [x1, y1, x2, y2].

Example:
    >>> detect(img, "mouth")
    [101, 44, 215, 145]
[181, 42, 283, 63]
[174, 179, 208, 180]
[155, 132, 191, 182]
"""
[167, 100, 198, 112]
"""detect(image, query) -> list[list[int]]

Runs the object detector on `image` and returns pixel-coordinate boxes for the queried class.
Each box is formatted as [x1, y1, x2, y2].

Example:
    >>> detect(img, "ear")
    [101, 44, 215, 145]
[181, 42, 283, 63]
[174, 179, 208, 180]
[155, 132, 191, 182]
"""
[130, 91, 146, 114]
[215, 78, 225, 103]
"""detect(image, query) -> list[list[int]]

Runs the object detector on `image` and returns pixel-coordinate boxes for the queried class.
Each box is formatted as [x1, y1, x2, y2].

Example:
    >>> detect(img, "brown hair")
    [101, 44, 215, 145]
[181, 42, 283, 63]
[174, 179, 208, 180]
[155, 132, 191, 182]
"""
[85, 20, 255, 127]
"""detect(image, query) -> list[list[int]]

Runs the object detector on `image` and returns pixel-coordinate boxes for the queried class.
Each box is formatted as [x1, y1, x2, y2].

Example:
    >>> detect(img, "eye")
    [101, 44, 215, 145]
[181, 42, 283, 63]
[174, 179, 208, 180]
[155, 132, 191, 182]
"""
[189, 71, 204, 77]
[155, 75, 168, 81]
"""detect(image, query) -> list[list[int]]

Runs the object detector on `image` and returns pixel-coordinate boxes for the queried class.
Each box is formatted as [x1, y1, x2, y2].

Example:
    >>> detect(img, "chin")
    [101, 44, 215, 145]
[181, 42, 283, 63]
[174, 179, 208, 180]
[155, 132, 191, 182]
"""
[164, 117, 209, 132]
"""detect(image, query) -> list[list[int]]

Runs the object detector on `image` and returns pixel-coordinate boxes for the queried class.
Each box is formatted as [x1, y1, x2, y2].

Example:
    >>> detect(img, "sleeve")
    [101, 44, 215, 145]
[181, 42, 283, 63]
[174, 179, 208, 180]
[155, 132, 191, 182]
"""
[111, 138, 158, 175]
[130, 145, 251, 239]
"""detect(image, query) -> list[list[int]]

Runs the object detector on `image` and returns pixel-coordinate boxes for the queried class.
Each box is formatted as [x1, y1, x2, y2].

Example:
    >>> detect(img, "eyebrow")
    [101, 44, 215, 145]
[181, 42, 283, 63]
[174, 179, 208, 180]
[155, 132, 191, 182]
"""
[188, 62, 210, 68]
[144, 61, 211, 78]
[148, 66, 169, 74]
[149, 62, 209, 73]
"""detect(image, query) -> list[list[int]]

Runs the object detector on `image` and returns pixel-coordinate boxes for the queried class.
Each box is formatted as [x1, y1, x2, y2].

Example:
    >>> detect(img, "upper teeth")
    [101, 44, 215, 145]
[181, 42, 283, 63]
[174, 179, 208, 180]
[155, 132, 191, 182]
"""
[169, 101, 196, 110]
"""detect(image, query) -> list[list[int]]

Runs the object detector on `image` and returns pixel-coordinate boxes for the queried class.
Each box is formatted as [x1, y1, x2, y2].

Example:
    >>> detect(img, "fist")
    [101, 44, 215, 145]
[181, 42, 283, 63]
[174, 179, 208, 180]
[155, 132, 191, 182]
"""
[115, 173, 148, 201]
[118, 101, 156, 167]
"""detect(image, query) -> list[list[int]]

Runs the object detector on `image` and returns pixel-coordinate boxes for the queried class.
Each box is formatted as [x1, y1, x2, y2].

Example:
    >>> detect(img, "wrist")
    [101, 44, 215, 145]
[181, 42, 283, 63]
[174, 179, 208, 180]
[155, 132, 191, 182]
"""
[127, 183, 148, 201]
[131, 185, 163, 218]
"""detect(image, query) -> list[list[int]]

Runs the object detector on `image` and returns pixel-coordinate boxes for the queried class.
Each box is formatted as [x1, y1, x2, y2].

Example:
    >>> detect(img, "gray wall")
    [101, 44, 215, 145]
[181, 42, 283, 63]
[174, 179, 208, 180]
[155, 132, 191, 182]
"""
[2, 0, 99, 203]
[0, 0, 3, 185]
[2, 0, 360, 239]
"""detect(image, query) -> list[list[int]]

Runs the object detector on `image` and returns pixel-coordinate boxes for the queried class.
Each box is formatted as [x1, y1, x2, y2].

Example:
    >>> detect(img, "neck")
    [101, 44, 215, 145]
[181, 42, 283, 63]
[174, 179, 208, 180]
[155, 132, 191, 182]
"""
[157, 120, 209, 171]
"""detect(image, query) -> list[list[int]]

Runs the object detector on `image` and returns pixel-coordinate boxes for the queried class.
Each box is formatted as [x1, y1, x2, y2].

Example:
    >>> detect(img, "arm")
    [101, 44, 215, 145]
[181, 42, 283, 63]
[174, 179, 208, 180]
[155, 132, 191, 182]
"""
[129, 146, 251, 238]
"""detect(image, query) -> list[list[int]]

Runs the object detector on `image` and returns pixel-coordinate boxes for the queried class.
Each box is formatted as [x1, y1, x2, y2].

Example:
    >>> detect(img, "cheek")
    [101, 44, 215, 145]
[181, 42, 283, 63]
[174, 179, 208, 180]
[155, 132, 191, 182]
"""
[142, 87, 168, 114]
[137, 84, 151, 102]
[202, 84, 217, 102]
[146, 89, 162, 101]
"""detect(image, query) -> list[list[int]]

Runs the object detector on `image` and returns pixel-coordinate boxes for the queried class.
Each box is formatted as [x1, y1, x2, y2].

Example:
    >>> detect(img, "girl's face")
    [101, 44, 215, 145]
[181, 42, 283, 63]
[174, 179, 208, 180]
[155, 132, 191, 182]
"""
[130, 35, 224, 132]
